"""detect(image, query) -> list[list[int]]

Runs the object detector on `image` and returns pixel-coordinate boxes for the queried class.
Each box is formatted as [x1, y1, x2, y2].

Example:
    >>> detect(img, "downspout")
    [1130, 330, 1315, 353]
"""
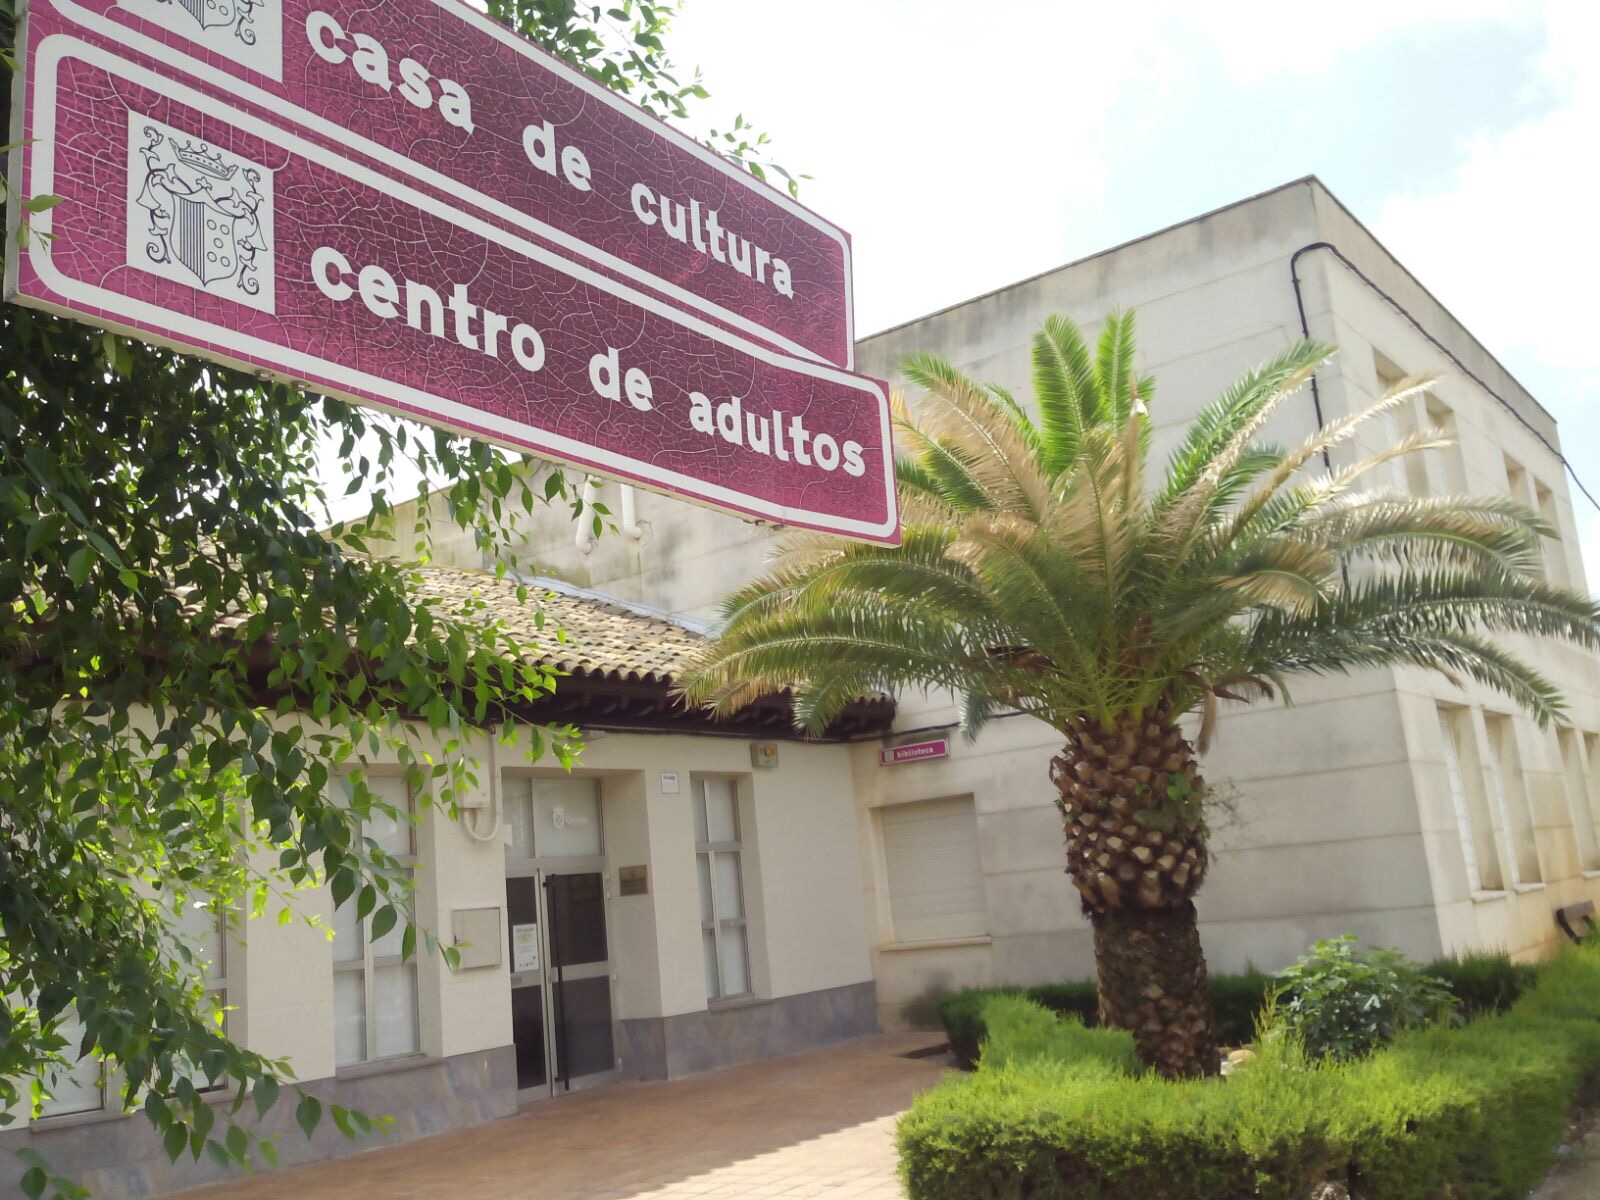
[574, 477, 600, 554]
[1289, 242, 1336, 474]
[618, 484, 643, 541]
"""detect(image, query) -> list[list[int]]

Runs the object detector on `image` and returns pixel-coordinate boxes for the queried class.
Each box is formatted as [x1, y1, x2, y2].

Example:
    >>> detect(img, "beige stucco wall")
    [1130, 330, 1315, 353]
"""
[13, 716, 872, 1134]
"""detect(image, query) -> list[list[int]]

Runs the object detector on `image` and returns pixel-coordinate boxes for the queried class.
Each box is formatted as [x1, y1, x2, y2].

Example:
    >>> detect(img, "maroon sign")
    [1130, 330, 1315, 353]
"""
[879, 738, 950, 766]
[34, 0, 854, 369]
[5, 21, 899, 543]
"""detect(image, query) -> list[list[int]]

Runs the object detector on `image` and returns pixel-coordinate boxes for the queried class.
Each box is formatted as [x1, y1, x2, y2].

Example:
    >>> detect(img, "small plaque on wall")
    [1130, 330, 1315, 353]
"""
[618, 865, 649, 896]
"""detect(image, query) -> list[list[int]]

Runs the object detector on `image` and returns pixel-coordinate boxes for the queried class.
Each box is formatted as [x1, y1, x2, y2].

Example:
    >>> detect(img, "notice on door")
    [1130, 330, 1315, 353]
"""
[512, 922, 541, 973]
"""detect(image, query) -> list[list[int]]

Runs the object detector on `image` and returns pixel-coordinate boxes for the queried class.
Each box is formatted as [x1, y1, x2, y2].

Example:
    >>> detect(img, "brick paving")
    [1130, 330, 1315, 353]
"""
[177, 1033, 951, 1200]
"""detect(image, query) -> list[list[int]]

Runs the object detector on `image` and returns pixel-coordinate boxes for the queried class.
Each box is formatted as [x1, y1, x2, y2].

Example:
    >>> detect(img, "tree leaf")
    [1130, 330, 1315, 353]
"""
[295, 1093, 322, 1139]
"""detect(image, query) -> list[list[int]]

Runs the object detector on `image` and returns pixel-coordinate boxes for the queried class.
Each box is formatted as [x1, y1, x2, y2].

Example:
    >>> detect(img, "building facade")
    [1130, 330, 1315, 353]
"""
[11, 177, 1600, 1198]
[439, 178, 1600, 1026]
[4, 569, 886, 1199]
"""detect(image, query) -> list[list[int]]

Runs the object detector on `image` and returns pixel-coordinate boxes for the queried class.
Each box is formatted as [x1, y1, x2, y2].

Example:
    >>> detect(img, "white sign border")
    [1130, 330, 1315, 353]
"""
[46, 0, 856, 370]
[11, 34, 899, 543]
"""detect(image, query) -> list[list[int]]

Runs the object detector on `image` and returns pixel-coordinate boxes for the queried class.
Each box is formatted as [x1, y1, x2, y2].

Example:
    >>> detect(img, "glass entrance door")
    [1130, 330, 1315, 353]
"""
[544, 871, 617, 1090]
[506, 874, 549, 1092]
[505, 867, 618, 1098]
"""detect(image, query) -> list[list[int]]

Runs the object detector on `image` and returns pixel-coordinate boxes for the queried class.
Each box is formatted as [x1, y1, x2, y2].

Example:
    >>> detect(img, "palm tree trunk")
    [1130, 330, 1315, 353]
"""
[1052, 708, 1219, 1078]
[1091, 902, 1217, 1077]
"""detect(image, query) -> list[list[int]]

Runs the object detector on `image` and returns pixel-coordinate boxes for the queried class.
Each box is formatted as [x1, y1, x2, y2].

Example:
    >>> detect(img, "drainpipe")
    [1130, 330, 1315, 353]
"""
[1289, 241, 1335, 475]
[619, 485, 643, 541]
[461, 728, 504, 843]
[574, 477, 599, 554]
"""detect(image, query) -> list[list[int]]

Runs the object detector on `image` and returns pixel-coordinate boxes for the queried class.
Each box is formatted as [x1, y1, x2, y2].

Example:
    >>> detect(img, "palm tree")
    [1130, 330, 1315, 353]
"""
[679, 313, 1600, 1078]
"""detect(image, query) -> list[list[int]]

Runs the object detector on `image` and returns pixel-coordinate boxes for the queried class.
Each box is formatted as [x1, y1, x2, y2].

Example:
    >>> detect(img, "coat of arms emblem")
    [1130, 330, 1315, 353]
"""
[155, 0, 265, 46]
[120, 0, 282, 77]
[133, 126, 272, 304]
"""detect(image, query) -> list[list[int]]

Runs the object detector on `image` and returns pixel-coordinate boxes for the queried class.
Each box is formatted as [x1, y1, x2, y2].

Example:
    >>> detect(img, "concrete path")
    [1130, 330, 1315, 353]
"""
[177, 1033, 951, 1200]
[1531, 1107, 1600, 1200]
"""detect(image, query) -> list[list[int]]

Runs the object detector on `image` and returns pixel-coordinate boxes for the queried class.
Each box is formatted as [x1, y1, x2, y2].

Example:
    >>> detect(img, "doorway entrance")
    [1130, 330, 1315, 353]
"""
[502, 777, 619, 1099]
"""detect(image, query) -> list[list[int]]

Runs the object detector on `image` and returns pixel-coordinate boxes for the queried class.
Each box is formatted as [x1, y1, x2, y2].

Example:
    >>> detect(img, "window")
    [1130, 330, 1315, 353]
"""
[1483, 714, 1542, 885]
[34, 895, 229, 1119]
[332, 775, 419, 1066]
[170, 895, 231, 1090]
[35, 1006, 105, 1119]
[171, 895, 230, 1030]
[1436, 706, 1505, 893]
[1534, 482, 1570, 586]
[694, 778, 750, 1001]
[880, 796, 987, 943]
[1560, 730, 1600, 872]
[1375, 353, 1464, 495]
[503, 776, 603, 860]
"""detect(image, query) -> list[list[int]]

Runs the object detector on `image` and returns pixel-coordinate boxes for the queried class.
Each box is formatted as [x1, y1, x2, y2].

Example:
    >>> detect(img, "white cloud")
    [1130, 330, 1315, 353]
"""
[1167, 0, 1534, 83]
[1372, 0, 1600, 594]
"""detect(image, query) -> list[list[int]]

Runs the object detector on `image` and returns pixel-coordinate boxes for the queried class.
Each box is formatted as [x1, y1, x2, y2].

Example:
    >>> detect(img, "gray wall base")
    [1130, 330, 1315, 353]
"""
[0, 1045, 516, 1200]
[618, 980, 878, 1081]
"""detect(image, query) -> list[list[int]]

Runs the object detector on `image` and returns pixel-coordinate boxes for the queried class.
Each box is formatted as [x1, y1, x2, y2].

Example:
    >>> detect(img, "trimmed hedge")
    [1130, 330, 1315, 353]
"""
[1421, 950, 1538, 1017]
[900, 944, 1600, 1200]
[938, 972, 1269, 1068]
[938, 951, 1532, 1068]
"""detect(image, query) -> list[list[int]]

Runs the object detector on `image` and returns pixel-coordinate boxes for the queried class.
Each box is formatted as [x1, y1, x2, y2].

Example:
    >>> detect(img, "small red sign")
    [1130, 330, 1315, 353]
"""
[879, 738, 950, 766]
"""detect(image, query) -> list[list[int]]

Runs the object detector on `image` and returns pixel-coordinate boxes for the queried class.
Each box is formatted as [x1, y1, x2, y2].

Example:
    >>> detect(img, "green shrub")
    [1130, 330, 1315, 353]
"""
[938, 971, 1269, 1067]
[938, 950, 1522, 1067]
[900, 943, 1600, 1200]
[1273, 935, 1459, 1060]
[977, 995, 1142, 1076]
[1422, 949, 1537, 1016]
[1209, 966, 1273, 1044]
[1020, 980, 1099, 1027]
[937, 987, 1020, 1068]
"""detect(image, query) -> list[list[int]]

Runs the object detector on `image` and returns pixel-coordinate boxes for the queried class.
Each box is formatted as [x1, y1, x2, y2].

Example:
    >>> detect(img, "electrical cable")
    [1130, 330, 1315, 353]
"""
[1290, 241, 1598, 513]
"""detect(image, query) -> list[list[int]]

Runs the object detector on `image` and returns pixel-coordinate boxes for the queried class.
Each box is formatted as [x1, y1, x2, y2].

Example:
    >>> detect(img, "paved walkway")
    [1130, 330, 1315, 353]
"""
[179, 1033, 951, 1200]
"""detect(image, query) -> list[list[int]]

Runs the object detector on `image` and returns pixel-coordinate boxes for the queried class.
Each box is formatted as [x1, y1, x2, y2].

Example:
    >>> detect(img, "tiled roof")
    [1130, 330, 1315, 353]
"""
[412, 564, 705, 686]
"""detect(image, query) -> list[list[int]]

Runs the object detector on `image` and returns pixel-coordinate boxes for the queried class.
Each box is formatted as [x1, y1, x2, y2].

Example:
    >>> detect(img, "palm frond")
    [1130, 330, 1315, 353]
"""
[901, 353, 1052, 518]
[1158, 340, 1332, 505]
[1030, 315, 1099, 476]
[684, 313, 1596, 744]
[1224, 375, 1436, 541]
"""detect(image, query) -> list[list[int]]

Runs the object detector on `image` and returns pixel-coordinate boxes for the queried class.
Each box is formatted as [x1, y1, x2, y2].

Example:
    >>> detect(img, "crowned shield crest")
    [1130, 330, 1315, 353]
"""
[128, 118, 275, 313]
[157, 0, 264, 45]
[120, 0, 282, 79]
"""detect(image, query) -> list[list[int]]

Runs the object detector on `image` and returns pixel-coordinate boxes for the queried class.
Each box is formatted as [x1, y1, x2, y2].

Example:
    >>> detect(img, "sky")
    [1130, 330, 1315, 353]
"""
[658, 0, 1598, 586]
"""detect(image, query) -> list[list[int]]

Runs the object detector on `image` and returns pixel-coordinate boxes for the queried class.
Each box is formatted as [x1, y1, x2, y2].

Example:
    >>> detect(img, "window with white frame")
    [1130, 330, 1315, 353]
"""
[35, 1005, 105, 1119]
[1559, 729, 1600, 872]
[34, 895, 229, 1119]
[170, 894, 232, 1090]
[1437, 705, 1505, 893]
[332, 774, 420, 1066]
[1483, 713, 1542, 885]
[694, 777, 751, 1001]
[880, 796, 988, 944]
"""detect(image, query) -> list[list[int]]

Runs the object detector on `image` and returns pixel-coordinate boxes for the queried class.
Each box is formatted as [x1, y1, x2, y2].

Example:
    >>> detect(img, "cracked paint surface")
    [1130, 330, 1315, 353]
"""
[8, 1, 898, 543]
[61, 0, 855, 369]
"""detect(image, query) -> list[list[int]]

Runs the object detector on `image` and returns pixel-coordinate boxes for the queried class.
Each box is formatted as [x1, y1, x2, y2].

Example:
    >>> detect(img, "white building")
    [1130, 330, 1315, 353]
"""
[9, 177, 1600, 1198]
[431, 177, 1600, 1021]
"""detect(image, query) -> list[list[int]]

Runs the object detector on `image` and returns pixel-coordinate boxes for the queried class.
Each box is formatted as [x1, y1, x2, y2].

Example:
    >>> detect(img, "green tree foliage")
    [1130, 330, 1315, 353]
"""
[0, 1, 794, 1193]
